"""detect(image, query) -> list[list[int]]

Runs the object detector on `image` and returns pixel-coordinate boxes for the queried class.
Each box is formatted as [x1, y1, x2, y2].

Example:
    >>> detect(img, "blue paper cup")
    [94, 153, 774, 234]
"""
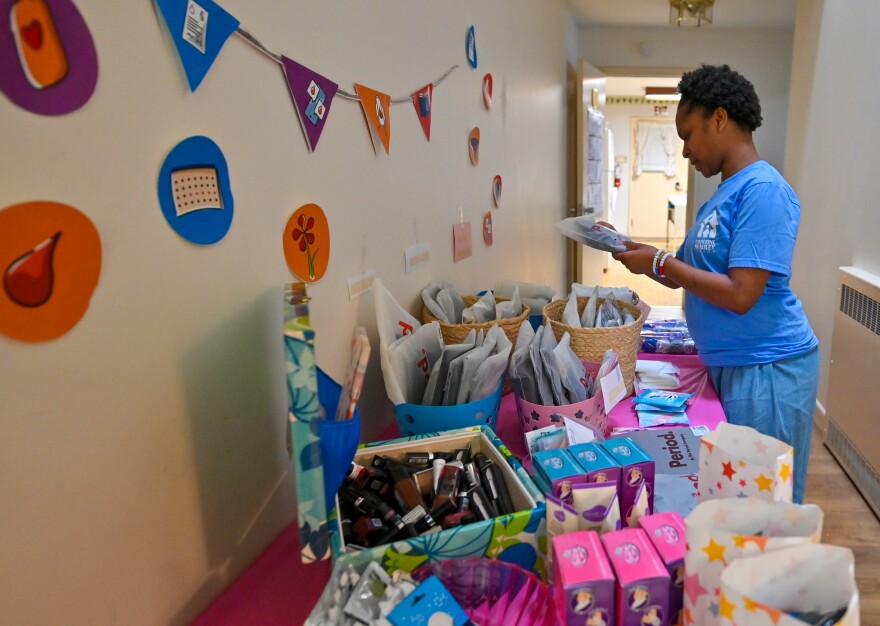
[316, 368, 361, 515]
[394, 379, 504, 437]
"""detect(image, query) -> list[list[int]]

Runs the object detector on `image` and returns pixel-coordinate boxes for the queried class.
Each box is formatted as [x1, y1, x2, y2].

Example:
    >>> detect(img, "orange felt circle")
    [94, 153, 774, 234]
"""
[283, 203, 330, 283]
[0, 201, 102, 342]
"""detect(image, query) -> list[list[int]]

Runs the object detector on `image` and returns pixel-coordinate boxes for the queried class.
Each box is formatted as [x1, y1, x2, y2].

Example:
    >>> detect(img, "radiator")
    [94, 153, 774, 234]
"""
[825, 266, 880, 519]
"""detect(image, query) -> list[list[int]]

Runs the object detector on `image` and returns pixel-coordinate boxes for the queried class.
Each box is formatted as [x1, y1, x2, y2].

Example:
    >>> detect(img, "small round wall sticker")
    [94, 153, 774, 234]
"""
[283, 203, 330, 282]
[466, 25, 477, 68]
[157, 136, 234, 246]
[482, 211, 493, 245]
[492, 174, 502, 207]
[482, 73, 493, 109]
[0, 0, 99, 116]
[0, 200, 101, 342]
[468, 127, 480, 166]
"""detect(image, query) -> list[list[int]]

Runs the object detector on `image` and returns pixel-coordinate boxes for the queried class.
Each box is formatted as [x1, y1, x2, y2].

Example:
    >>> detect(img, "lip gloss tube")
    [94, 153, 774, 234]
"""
[467, 485, 496, 520]
[476, 455, 514, 515]
[387, 461, 437, 530]
[432, 458, 446, 493]
[403, 451, 452, 468]
[338, 485, 409, 540]
[431, 461, 463, 516]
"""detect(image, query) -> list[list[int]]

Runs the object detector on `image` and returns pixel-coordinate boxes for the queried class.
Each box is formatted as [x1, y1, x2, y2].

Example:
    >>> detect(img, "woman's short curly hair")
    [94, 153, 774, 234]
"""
[678, 64, 763, 131]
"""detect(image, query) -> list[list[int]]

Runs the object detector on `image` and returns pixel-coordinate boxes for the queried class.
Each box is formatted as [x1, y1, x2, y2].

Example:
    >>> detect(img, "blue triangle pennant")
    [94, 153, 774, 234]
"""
[154, 0, 240, 92]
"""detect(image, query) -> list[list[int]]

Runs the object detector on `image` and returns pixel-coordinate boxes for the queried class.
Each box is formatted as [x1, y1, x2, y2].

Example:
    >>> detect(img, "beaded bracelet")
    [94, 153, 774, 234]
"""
[651, 248, 666, 277]
[657, 251, 673, 278]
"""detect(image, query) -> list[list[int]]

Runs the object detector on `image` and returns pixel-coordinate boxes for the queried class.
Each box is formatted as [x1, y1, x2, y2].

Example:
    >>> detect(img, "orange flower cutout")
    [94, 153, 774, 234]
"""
[283, 203, 330, 283]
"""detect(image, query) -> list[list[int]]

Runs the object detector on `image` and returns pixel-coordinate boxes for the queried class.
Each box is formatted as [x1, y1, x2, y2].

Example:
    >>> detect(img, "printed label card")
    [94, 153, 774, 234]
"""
[453, 221, 472, 263]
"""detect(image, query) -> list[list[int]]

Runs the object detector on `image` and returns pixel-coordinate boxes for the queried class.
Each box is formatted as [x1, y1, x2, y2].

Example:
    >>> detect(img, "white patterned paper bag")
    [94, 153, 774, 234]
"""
[698, 423, 794, 503]
[719, 543, 859, 626]
[684, 498, 823, 626]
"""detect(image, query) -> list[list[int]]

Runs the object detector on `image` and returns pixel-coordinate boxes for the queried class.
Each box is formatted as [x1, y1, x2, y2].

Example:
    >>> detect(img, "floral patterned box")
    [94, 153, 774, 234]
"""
[328, 426, 549, 579]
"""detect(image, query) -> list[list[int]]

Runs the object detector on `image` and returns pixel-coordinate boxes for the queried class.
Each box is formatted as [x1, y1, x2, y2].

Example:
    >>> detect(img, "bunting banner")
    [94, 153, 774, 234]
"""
[354, 83, 391, 155]
[281, 56, 338, 152]
[150, 3, 459, 154]
[411, 83, 433, 141]
[154, 0, 240, 92]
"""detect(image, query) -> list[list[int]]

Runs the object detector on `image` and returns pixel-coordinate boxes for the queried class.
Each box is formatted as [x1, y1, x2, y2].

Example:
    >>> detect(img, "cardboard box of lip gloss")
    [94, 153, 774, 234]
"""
[601, 527, 670, 626]
[552, 530, 615, 626]
[327, 426, 548, 579]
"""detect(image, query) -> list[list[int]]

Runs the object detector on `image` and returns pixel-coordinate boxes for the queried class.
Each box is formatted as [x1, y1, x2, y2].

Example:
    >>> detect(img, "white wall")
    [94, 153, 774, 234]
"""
[0, 2, 573, 624]
[578, 25, 794, 215]
[785, 0, 880, 407]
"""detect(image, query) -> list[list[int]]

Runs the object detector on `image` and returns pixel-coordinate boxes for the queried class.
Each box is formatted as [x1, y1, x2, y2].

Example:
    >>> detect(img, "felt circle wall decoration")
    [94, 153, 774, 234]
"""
[482, 211, 493, 246]
[157, 136, 234, 246]
[283, 203, 330, 283]
[0, 200, 101, 342]
[482, 73, 493, 109]
[468, 127, 480, 166]
[492, 174, 502, 207]
[0, 0, 99, 116]
[466, 25, 477, 68]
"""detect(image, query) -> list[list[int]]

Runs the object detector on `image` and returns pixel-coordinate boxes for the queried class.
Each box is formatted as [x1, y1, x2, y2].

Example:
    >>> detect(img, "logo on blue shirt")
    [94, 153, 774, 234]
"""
[695, 210, 718, 251]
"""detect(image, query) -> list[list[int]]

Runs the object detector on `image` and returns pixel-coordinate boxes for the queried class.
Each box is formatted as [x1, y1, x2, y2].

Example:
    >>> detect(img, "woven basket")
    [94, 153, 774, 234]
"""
[422, 295, 531, 347]
[542, 296, 645, 395]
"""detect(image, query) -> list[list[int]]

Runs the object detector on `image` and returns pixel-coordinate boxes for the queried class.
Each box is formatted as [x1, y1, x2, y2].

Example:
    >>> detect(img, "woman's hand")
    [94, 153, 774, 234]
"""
[612, 240, 659, 276]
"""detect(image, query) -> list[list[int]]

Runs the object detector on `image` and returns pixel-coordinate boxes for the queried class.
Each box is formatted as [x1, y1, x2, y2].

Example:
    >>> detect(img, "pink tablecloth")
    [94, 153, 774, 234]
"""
[495, 352, 727, 465]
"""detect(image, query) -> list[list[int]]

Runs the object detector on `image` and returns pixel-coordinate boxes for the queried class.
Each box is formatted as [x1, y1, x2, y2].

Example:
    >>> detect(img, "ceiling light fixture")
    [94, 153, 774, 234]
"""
[645, 86, 681, 101]
[669, 0, 714, 27]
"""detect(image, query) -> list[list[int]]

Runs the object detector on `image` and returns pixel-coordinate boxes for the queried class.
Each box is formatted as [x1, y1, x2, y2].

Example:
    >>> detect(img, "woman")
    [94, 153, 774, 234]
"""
[611, 64, 818, 504]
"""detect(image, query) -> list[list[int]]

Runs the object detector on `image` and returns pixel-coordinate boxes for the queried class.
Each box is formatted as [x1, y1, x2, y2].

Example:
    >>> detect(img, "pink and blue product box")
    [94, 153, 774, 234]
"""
[601, 527, 670, 626]
[639, 512, 685, 626]
[601, 438, 655, 526]
[552, 530, 615, 626]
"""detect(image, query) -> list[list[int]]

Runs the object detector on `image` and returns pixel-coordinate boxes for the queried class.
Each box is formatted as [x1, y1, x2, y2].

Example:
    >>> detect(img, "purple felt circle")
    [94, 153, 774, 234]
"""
[0, 0, 99, 116]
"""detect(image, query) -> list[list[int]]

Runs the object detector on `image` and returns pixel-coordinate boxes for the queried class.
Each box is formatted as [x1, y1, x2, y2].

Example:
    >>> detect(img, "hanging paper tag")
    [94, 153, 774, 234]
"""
[453, 222, 472, 263]
[405, 241, 430, 273]
[599, 363, 627, 412]
[347, 270, 375, 300]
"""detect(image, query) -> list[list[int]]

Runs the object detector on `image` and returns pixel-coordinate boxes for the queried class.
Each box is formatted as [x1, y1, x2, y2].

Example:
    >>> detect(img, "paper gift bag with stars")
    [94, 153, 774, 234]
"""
[683, 498, 824, 626]
[698, 422, 794, 504]
[719, 543, 859, 626]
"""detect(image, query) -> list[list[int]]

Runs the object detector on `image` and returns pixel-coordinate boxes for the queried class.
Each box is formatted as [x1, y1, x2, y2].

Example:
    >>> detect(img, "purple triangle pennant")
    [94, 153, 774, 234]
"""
[281, 56, 338, 152]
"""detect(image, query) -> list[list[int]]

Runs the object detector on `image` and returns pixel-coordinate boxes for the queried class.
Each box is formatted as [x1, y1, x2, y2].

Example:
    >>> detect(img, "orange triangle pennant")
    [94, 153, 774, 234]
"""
[354, 83, 391, 155]
[412, 83, 433, 141]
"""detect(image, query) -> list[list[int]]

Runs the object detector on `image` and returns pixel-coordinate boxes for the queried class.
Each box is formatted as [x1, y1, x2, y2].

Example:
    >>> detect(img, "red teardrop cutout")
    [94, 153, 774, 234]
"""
[4, 232, 60, 307]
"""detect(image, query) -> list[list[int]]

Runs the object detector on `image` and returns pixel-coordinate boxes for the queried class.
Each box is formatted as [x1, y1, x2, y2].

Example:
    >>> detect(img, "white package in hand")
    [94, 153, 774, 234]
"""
[557, 215, 631, 253]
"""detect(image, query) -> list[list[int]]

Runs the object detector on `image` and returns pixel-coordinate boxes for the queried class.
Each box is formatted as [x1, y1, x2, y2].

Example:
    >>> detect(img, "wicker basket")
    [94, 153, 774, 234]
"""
[422, 295, 531, 347]
[542, 297, 645, 395]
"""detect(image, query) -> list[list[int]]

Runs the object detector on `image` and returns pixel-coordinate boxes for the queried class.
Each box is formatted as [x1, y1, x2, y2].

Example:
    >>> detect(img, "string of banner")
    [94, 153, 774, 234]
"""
[153, 0, 465, 154]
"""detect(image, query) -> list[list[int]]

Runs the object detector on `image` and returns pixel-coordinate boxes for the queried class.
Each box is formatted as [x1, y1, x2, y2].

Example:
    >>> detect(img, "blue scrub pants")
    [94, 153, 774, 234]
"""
[707, 347, 820, 504]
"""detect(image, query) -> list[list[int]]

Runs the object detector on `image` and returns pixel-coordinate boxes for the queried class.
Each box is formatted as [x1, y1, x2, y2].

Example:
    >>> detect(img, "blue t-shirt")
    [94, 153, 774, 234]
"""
[676, 160, 818, 367]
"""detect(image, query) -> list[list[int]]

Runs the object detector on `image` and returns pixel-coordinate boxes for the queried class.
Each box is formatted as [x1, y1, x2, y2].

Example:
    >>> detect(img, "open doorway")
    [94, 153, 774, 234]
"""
[601, 75, 689, 307]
